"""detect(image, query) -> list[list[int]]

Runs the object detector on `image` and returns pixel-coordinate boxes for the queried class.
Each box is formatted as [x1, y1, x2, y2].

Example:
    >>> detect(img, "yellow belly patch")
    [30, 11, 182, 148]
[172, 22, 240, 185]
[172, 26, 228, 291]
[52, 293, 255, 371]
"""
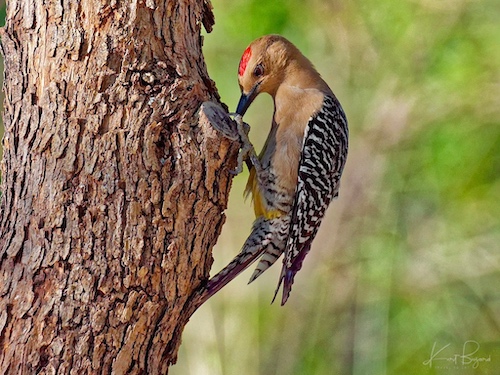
[246, 167, 283, 220]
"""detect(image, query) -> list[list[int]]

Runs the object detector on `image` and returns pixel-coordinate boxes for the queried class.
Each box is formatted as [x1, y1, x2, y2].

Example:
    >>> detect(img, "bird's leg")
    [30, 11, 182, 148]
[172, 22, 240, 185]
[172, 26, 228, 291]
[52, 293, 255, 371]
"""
[232, 114, 262, 175]
[198, 102, 257, 174]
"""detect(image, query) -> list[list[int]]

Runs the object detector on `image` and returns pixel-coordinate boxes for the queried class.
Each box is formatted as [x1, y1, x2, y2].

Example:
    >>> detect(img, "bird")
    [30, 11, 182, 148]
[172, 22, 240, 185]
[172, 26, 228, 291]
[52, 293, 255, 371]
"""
[202, 34, 348, 305]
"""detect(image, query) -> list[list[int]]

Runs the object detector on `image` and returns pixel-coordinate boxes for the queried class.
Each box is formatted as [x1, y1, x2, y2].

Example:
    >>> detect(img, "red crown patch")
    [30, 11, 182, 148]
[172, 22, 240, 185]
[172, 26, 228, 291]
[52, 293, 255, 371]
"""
[238, 47, 252, 76]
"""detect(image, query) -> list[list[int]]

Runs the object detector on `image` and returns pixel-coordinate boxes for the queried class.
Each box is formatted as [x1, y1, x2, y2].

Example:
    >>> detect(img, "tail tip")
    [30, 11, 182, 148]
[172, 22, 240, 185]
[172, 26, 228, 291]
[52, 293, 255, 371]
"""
[272, 268, 296, 305]
[281, 269, 296, 305]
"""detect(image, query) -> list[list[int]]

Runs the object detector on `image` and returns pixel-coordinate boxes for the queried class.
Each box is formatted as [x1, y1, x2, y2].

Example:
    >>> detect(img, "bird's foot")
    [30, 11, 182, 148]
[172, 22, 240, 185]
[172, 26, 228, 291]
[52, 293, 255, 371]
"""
[229, 114, 262, 175]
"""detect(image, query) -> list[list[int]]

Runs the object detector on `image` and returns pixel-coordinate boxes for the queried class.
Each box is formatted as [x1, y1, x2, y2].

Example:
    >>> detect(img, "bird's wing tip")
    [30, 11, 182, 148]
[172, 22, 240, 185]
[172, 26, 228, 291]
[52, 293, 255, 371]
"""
[281, 269, 296, 305]
[271, 267, 296, 306]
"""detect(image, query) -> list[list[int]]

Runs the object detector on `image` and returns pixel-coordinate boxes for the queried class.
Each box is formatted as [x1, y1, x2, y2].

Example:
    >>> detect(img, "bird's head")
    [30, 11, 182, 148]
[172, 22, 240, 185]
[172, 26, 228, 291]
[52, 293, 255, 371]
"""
[236, 35, 299, 116]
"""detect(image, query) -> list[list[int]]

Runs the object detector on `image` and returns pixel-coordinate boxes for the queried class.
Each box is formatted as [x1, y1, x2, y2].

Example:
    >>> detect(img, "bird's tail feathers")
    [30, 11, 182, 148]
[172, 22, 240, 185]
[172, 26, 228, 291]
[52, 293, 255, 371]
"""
[248, 244, 283, 284]
[273, 242, 312, 305]
[248, 217, 288, 283]
[200, 217, 286, 304]
[203, 245, 265, 303]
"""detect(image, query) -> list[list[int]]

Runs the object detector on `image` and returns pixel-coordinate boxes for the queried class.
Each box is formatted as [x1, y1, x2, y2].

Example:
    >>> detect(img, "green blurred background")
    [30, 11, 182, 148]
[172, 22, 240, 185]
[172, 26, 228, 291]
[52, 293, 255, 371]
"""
[1, 0, 499, 374]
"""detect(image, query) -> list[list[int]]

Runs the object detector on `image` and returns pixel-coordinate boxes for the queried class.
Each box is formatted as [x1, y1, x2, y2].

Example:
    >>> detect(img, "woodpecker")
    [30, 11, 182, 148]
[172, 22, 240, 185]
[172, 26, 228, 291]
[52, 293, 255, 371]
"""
[203, 35, 348, 305]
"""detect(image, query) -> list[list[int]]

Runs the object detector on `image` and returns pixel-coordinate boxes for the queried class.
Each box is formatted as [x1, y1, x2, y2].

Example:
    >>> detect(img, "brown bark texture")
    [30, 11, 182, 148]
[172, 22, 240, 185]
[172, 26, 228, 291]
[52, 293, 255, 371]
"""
[0, 0, 238, 373]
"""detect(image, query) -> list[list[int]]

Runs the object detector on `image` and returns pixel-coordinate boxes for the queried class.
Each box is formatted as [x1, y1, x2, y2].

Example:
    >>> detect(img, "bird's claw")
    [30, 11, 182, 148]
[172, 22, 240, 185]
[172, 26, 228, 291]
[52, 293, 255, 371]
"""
[225, 113, 261, 175]
[229, 113, 250, 136]
[229, 165, 243, 175]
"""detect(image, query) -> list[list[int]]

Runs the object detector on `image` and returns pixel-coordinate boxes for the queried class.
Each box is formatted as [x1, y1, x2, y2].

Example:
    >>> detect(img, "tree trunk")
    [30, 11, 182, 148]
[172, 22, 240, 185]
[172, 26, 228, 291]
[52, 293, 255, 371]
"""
[0, 0, 237, 373]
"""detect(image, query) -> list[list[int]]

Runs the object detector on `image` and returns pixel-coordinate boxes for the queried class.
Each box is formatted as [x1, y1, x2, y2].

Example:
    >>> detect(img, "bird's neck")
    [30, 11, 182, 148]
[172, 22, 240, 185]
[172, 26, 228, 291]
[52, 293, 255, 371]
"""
[273, 59, 330, 99]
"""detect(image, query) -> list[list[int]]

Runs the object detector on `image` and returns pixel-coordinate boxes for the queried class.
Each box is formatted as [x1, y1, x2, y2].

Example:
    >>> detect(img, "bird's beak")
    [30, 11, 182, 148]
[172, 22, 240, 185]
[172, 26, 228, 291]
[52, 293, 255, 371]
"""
[236, 84, 259, 116]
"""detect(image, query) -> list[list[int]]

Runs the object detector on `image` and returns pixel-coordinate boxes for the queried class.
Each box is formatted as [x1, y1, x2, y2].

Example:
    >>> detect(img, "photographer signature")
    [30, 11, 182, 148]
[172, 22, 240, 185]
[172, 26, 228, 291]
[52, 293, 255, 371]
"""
[423, 340, 491, 369]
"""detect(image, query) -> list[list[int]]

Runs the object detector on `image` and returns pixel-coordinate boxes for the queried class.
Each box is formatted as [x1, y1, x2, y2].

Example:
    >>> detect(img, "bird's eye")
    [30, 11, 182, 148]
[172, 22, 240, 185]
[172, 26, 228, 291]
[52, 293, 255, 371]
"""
[253, 64, 264, 77]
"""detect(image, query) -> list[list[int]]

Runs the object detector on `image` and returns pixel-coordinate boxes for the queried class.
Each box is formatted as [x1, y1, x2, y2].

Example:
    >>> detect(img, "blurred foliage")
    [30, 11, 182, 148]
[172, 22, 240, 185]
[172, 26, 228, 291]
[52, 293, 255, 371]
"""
[176, 0, 500, 374]
[0, 2, 4, 28]
[0, 0, 498, 374]
[0, 0, 4, 167]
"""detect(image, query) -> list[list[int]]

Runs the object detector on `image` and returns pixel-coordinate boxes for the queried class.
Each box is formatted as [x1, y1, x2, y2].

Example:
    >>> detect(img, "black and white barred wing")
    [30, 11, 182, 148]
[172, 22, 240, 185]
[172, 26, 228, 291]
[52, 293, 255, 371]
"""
[275, 95, 349, 305]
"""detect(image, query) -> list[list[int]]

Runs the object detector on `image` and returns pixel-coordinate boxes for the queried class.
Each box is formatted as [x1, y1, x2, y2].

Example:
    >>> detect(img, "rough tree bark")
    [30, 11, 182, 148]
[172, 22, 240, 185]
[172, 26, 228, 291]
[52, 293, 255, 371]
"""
[0, 0, 238, 373]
